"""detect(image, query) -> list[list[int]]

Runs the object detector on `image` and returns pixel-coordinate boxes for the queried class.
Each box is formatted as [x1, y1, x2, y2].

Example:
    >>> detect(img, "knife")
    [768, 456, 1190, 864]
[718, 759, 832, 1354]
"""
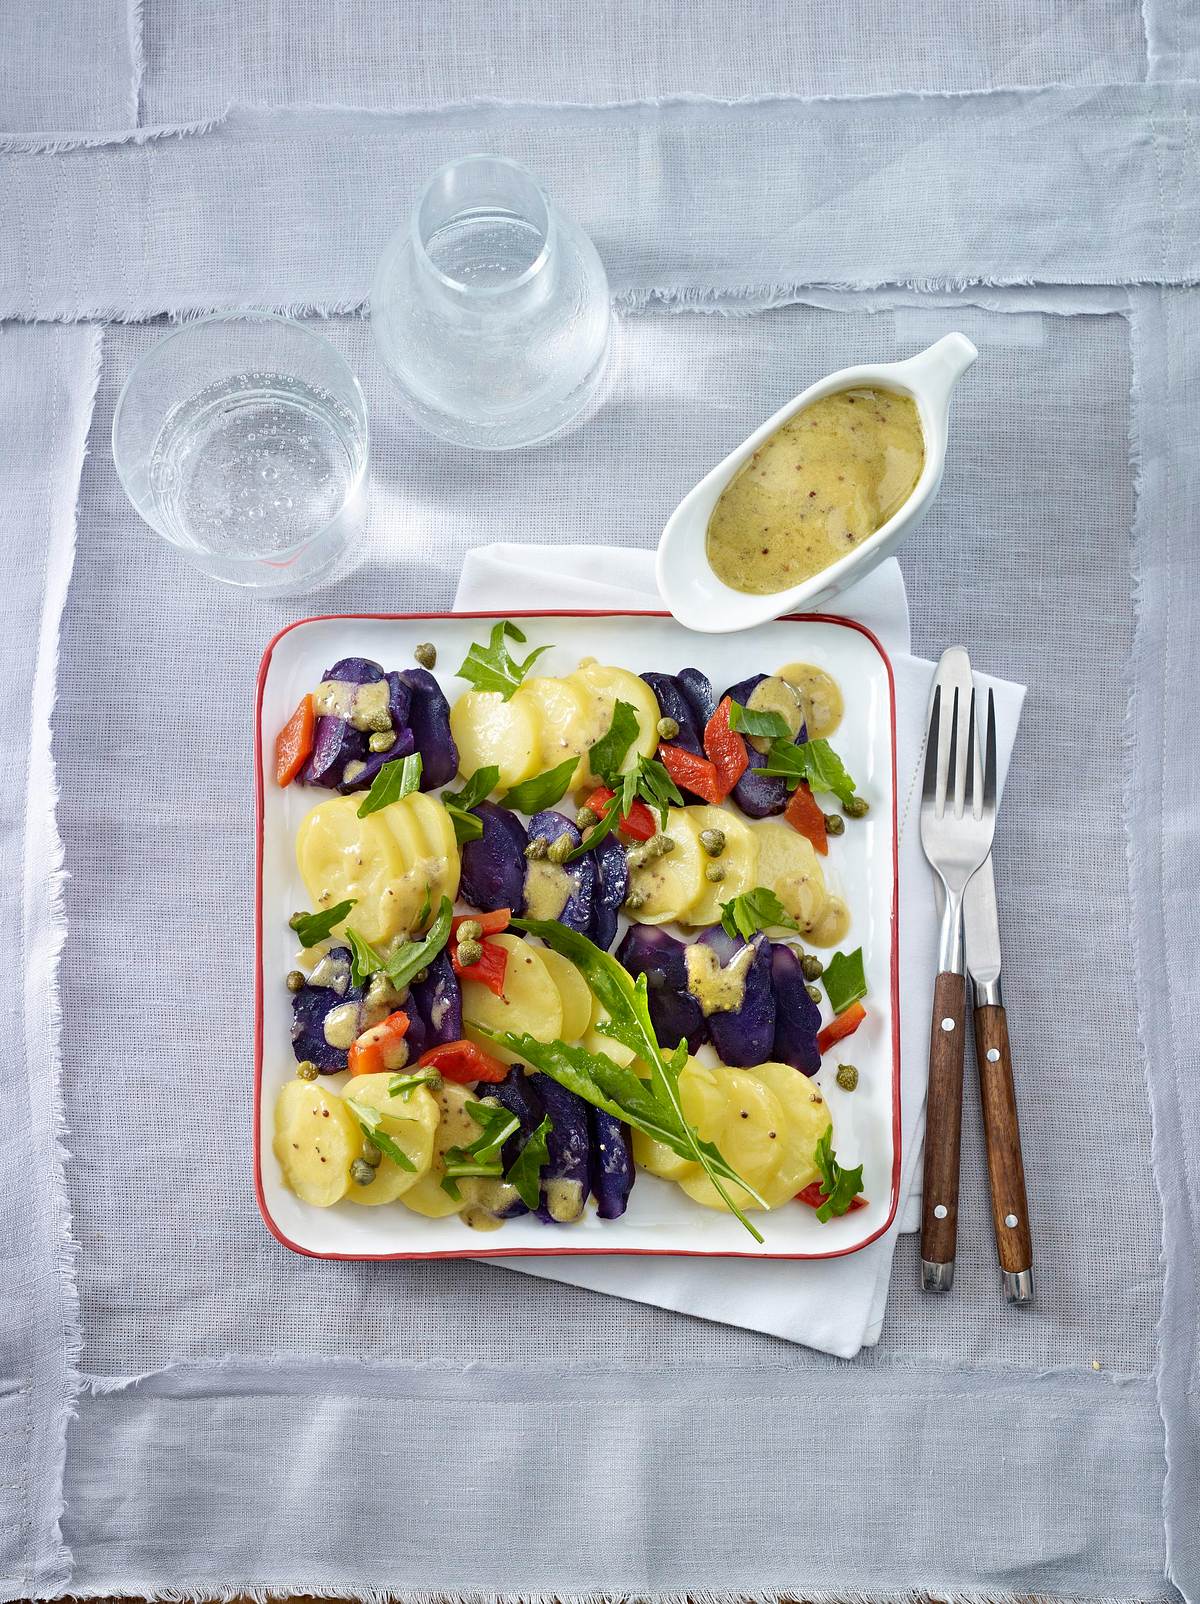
[933, 650, 1034, 1305]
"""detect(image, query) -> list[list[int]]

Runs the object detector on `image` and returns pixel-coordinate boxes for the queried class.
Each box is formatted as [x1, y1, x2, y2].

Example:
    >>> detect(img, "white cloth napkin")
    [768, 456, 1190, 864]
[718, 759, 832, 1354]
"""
[454, 545, 1024, 1356]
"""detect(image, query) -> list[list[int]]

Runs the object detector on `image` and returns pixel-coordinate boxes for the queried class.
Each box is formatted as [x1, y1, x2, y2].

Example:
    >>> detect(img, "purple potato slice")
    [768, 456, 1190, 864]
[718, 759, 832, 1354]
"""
[529, 1073, 591, 1223]
[694, 928, 775, 1067]
[589, 1108, 635, 1219]
[525, 810, 595, 933]
[616, 924, 707, 1052]
[477, 1067, 548, 1219]
[587, 831, 629, 951]
[460, 802, 529, 912]
[324, 656, 386, 685]
[289, 945, 363, 1072]
[300, 716, 369, 788]
[768, 942, 821, 1076]
[732, 745, 789, 819]
[675, 666, 716, 729]
[640, 672, 704, 754]
[399, 667, 458, 789]
[335, 724, 417, 795]
[407, 949, 462, 1049]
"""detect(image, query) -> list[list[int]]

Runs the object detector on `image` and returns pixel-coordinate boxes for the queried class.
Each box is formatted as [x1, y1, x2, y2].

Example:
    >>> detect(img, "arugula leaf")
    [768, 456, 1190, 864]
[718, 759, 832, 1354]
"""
[821, 948, 867, 1015]
[380, 896, 455, 992]
[344, 926, 386, 988]
[443, 1098, 520, 1179]
[345, 1101, 417, 1172]
[489, 919, 768, 1241]
[623, 755, 683, 829]
[289, 899, 356, 947]
[728, 701, 792, 739]
[456, 621, 551, 700]
[587, 700, 642, 785]
[387, 1068, 442, 1100]
[812, 1129, 865, 1221]
[443, 765, 501, 843]
[357, 752, 423, 817]
[759, 737, 857, 807]
[500, 755, 579, 814]
[719, 886, 800, 942]
[505, 1115, 553, 1209]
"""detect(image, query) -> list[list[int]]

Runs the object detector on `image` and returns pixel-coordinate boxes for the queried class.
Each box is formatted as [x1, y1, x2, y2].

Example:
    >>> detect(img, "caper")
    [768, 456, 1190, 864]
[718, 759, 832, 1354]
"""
[800, 953, 825, 982]
[286, 969, 306, 993]
[844, 796, 870, 819]
[366, 711, 394, 734]
[836, 1063, 859, 1092]
[547, 834, 573, 864]
[350, 1158, 376, 1186]
[456, 919, 482, 943]
[525, 835, 549, 860]
[699, 827, 726, 858]
[704, 862, 726, 883]
[414, 642, 437, 668]
[368, 730, 396, 754]
[624, 889, 647, 911]
[422, 1069, 445, 1093]
[296, 1060, 319, 1081]
[576, 806, 596, 830]
[824, 813, 845, 837]
[651, 832, 676, 857]
[806, 984, 822, 1003]
[457, 939, 484, 967]
[656, 716, 680, 740]
[361, 1139, 383, 1168]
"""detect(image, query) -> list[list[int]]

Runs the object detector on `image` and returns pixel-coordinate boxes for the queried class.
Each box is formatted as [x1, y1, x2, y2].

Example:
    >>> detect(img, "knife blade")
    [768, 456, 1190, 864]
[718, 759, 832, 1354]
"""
[925, 648, 1033, 1304]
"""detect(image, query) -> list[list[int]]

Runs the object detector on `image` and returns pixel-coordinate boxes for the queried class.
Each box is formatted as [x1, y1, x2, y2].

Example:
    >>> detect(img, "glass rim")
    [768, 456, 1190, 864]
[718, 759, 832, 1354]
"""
[111, 309, 369, 565]
[410, 153, 556, 299]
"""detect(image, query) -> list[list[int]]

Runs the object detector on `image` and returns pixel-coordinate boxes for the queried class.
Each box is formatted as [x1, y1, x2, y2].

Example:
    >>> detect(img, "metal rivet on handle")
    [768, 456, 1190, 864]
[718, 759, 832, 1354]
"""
[934, 1204, 948, 1220]
[986, 1048, 1000, 1062]
[1005, 1213, 1019, 1228]
[940, 1017, 955, 1032]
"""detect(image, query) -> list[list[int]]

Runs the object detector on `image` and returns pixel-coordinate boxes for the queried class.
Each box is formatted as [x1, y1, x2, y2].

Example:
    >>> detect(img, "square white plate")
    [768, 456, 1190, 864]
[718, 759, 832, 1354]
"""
[255, 611, 899, 1260]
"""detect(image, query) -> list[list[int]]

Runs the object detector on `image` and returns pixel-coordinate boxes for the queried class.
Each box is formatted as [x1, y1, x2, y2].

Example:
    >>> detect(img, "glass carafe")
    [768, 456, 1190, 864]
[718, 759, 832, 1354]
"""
[371, 154, 611, 450]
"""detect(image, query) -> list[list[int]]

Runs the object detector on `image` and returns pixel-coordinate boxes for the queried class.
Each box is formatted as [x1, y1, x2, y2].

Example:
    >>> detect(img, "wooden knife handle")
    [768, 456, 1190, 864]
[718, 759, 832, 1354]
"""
[921, 970, 967, 1288]
[974, 1003, 1034, 1300]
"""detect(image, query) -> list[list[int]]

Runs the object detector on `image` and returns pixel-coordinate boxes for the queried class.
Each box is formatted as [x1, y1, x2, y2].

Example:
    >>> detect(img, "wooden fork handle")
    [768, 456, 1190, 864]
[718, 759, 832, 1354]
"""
[921, 970, 967, 1289]
[974, 1003, 1034, 1303]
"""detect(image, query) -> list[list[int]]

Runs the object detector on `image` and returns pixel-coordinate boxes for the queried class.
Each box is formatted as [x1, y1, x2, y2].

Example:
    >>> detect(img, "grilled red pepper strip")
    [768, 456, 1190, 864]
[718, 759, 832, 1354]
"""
[583, 784, 657, 841]
[816, 1000, 866, 1056]
[347, 1010, 410, 1077]
[702, 696, 749, 799]
[451, 936, 509, 995]
[796, 1181, 868, 1214]
[784, 781, 828, 855]
[657, 743, 724, 806]
[418, 1039, 508, 1085]
[451, 908, 511, 938]
[274, 694, 315, 787]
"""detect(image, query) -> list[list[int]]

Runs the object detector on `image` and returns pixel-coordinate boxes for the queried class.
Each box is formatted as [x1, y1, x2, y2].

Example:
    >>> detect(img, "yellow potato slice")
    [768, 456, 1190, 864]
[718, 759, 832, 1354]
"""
[273, 1079, 361, 1207]
[295, 794, 408, 946]
[462, 933, 563, 1065]
[536, 946, 593, 1042]
[632, 1059, 724, 1182]
[807, 893, 852, 948]
[404, 791, 462, 909]
[450, 688, 541, 789]
[340, 1074, 440, 1206]
[515, 676, 593, 771]
[679, 1070, 786, 1211]
[681, 806, 759, 926]
[744, 675, 806, 754]
[753, 821, 829, 933]
[627, 808, 706, 925]
[566, 661, 661, 790]
[741, 1061, 832, 1206]
[400, 1082, 481, 1218]
[776, 661, 844, 737]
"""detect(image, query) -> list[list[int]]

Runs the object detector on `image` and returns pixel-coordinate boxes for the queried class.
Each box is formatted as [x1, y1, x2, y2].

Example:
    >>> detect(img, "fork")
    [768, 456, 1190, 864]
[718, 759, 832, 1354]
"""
[919, 680, 997, 1291]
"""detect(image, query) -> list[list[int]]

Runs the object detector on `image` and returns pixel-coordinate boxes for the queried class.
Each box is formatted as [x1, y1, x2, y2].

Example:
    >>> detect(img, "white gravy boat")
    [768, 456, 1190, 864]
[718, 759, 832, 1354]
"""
[655, 333, 978, 633]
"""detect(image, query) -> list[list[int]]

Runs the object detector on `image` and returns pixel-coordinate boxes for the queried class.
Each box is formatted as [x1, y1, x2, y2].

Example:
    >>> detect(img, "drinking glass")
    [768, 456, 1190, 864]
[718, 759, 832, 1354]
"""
[112, 313, 368, 590]
[371, 154, 611, 450]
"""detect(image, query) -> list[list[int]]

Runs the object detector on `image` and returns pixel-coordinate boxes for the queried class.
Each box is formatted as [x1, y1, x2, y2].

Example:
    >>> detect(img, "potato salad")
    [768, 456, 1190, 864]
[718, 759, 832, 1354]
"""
[270, 625, 872, 1240]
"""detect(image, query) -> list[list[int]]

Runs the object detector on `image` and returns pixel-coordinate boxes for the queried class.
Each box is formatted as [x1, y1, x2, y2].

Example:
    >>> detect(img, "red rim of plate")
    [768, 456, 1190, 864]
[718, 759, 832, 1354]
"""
[253, 610, 902, 1262]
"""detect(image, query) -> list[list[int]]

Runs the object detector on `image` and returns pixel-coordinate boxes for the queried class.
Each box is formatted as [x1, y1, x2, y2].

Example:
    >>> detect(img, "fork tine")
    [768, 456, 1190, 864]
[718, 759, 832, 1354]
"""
[982, 686, 997, 814]
[963, 688, 977, 817]
[921, 685, 942, 806]
[945, 687, 960, 816]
